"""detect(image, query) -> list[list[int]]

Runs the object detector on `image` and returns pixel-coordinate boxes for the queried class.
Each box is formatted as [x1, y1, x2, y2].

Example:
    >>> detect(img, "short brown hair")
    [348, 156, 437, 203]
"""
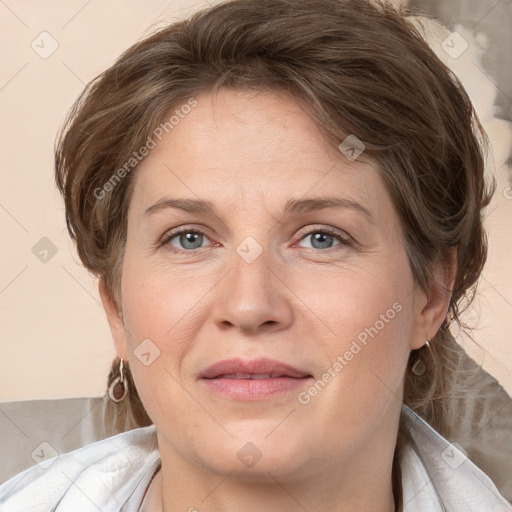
[55, 0, 493, 484]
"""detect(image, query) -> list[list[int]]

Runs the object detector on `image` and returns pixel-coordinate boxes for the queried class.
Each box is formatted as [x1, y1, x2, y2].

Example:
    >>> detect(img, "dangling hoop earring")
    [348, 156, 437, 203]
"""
[108, 358, 129, 403]
[411, 340, 431, 377]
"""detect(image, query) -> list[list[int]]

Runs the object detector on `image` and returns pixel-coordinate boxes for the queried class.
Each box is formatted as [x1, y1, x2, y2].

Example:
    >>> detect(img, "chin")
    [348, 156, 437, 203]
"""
[195, 425, 311, 480]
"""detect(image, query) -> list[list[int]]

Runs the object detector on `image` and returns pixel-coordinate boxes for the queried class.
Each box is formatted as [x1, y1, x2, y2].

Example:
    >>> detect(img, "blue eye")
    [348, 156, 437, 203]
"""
[300, 232, 338, 250]
[297, 229, 349, 250]
[164, 230, 210, 251]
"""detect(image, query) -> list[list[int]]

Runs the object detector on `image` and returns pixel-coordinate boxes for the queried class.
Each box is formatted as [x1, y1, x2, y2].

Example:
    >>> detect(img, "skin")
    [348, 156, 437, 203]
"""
[99, 89, 453, 512]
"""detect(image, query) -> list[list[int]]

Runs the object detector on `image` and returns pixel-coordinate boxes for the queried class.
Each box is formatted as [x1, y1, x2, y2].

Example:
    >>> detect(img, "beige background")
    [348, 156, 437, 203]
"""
[0, 0, 511, 401]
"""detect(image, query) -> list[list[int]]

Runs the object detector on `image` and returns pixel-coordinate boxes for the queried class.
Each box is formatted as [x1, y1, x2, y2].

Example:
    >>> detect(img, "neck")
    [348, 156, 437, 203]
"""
[160, 473, 396, 512]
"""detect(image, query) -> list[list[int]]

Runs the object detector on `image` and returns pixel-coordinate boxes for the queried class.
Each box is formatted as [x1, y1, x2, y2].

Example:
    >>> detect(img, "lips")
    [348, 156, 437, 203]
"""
[199, 358, 313, 400]
[200, 358, 311, 380]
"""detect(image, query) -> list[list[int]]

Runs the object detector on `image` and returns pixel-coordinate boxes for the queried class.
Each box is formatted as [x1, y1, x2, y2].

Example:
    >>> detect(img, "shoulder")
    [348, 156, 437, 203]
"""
[400, 405, 512, 512]
[0, 425, 160, 512]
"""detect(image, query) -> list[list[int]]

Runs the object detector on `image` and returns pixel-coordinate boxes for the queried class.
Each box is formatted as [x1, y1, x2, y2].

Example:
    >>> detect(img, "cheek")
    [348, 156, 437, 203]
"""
[118, 255, 214, 416]
[292, 255, 413, 349]
[120, 252, 209, 344]
[296, 257, 414, 407]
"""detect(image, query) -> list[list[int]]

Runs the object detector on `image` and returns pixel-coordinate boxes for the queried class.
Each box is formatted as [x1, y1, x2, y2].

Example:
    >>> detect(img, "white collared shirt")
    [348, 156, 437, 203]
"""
[0, 405, 510, 511]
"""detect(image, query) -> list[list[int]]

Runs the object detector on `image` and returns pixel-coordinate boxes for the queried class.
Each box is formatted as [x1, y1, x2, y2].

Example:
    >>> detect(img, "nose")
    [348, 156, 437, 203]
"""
[212, 245, 294, 335]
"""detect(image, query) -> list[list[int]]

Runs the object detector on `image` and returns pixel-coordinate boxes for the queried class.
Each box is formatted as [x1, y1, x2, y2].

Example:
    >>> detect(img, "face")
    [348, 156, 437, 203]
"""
[101, 89, 446, 483]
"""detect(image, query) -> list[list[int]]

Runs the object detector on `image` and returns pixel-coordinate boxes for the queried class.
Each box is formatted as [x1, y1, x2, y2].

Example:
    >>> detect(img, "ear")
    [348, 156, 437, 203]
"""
[99, 278, 128, 359]
[410, 247, 456, 350]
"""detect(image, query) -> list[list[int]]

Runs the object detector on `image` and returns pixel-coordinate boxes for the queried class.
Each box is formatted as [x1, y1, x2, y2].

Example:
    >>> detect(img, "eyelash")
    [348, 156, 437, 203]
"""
[159, 225, 353, 254]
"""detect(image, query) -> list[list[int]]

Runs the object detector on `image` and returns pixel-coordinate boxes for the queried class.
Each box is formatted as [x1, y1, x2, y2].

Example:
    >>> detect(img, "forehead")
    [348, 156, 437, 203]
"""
[130, 89, 390, 220]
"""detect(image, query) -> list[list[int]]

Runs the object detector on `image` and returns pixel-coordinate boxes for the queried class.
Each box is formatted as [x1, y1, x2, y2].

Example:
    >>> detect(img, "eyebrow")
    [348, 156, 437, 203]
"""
[143, 196, 373, 221]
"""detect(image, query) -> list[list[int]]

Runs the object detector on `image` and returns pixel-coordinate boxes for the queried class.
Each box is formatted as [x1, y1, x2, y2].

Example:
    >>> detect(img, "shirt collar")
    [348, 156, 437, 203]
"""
[400, 404, 511, 511]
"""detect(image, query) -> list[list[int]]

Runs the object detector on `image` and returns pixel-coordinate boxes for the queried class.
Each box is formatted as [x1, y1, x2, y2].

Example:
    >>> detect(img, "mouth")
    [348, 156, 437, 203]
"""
[199, 358, 313, 400]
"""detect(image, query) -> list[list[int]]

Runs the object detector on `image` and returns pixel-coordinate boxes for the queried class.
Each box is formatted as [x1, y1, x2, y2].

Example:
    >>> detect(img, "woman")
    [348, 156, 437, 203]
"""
[1, 0, 510, 510]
